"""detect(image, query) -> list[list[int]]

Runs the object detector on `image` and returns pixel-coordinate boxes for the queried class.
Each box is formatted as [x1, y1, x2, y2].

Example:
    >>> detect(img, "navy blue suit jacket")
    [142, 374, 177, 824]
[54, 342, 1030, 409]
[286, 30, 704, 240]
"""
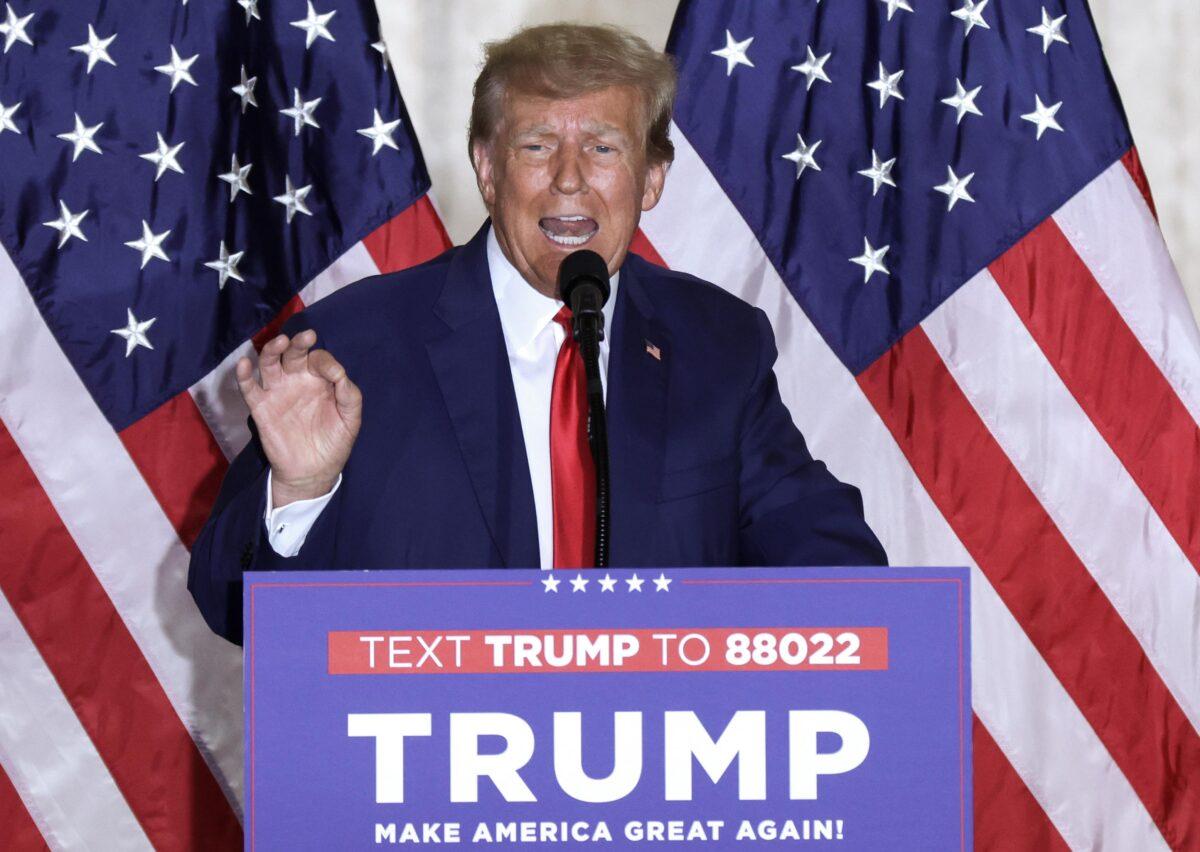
[188, 224, 887, 643]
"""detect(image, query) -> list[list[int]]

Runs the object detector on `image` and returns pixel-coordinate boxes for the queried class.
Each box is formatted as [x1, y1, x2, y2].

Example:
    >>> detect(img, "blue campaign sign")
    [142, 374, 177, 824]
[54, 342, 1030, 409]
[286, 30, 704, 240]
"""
[244, 567, 970, 850]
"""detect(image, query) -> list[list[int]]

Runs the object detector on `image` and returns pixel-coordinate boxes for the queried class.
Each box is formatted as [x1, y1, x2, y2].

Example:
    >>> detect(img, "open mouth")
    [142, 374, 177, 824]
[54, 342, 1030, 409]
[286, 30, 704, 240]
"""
[539, 215, 598, 247]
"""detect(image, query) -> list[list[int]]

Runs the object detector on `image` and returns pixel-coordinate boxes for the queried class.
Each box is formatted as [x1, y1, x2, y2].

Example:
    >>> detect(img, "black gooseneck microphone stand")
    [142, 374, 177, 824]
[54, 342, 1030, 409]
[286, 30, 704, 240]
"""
[558, 250, 612, 568]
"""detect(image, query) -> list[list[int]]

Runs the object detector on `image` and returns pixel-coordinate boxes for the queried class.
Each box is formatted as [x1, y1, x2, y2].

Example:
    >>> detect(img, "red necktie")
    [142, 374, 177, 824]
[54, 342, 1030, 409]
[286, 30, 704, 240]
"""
[550, 306, 596, 568]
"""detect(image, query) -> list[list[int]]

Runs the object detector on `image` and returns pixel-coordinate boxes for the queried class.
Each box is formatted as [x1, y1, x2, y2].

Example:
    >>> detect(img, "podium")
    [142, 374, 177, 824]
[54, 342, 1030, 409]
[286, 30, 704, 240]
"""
[245, 567, 970, 850]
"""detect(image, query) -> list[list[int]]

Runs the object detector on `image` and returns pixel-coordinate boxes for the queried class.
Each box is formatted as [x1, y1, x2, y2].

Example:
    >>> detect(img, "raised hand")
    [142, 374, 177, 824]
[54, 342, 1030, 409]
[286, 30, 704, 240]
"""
[235, 330, 362, 507]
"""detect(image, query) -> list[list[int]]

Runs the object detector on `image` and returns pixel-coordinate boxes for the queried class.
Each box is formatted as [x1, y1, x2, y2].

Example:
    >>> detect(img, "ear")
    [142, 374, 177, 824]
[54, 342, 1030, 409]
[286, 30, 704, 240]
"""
[471, 140, 497, 209]
[640, 159, 669, 212]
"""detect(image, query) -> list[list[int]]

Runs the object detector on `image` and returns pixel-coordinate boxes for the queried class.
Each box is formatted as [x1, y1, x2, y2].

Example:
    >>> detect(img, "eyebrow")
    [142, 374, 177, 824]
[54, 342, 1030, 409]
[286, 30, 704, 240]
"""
[513, 122, 629, 140]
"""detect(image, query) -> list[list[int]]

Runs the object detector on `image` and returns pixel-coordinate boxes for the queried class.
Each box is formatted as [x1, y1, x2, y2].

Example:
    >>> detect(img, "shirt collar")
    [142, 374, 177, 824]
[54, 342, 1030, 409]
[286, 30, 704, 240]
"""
[486, 224, 619, 354]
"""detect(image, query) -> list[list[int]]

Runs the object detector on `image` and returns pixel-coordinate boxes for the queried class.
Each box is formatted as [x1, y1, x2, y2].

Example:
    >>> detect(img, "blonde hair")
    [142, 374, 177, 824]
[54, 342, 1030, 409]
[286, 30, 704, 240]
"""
[469, 23, 677, 166]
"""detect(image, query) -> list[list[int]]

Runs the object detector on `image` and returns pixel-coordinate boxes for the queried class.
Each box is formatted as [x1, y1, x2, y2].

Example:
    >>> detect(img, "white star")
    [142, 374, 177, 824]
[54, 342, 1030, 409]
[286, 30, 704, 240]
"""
[70, 24, 117, 73]
[880, 0, 913, 21]
[111, 308, 156, 357]
[598, 574, 617, 592]
[541, 574, 561, 593]
[781, 133, 821, 179]
[232, 65, 257, 113]
[1021, 94, 1063, 140]
[934, 165, 976, 210]
[952, 0, 991, 36]
[124, 220, 171, 268]
[154, 44, 199, 92]
[625, 574, 645, 592]
[371, 38, 389, 69]
[357, 109, 401, 155]
[273, 176, 313, 223]
[0, 100, 20, 135]
[280, 88, 321, 136]
[711, 30, 753, 77]
[237, 0, 261, 25]
[1028, 7, 1068, 54]
[941, 79, 983, 124]
[790, 45, 831, 91]
[56, 113, 103, 161]
[850, 238, 891, 283]
[42, 200, 89, 248]
[652, 573, 672, 592]
[290, 1, 336, 49]
[204, 241, 245, 288]
[857, 150, 897, 196]
[218, 154, 253, 201]
[0, 4, 33, 53]
[139, 132, 185, 181]
[570, 573, 589, 593]
[867, 62, 905, 108]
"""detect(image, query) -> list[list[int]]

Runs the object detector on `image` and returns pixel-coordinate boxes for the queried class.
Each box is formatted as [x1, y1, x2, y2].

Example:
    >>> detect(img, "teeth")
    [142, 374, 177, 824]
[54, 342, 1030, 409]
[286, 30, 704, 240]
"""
[554, 215, 587, 221]
[541, 229, 595, 246]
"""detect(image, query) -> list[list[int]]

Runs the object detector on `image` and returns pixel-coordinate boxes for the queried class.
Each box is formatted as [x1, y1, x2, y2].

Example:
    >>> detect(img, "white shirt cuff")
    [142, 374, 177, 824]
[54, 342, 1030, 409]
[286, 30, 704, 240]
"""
[264, 470, 341, 557]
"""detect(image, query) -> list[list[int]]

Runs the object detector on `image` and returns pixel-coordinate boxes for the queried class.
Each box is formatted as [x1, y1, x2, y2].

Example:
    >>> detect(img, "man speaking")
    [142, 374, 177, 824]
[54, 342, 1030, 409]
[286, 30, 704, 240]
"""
[188, 24, 886, 643]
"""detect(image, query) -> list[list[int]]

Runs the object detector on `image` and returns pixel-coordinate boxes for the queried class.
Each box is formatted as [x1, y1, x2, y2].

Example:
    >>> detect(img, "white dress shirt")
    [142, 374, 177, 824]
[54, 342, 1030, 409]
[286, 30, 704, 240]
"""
[264, 226, 616, 568]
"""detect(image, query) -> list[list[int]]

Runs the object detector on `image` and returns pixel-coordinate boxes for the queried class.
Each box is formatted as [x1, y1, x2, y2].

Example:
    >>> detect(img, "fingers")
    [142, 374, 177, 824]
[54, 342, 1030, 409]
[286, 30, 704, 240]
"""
[280, 329, 317, 374]
[307, 349, 363, 421]
[234, 356, 262, 407]
[257, 334, 289, 389]
[305, 347, 346, 385]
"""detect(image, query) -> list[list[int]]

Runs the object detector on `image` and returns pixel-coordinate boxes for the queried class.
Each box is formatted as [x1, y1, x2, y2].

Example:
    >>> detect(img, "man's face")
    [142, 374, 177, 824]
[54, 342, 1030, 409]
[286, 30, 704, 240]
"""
[472, 85, 668, 299]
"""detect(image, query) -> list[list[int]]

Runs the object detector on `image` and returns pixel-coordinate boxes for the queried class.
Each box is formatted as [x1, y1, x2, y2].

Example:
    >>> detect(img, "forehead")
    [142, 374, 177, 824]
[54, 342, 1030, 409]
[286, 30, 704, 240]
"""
[500, 85, 643, 137]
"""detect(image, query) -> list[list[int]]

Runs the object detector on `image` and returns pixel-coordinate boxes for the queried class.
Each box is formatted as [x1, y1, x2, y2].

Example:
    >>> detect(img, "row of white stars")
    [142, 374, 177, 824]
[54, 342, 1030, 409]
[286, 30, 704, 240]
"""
[711, 3, 1068, 76]
[44, 176, 298, 267]
[0, 1, 383, 61]
[541, 573, 673, 593]
[782, 84, 1061, 191]
[781, 87, 1061, 181]
[0, 97, 402, 157]
[787, 58, 1066, 137]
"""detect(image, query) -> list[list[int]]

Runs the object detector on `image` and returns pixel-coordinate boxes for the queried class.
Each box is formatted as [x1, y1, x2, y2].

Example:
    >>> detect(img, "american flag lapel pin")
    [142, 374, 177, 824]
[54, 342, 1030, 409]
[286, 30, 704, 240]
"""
[645, 340, 662, 361]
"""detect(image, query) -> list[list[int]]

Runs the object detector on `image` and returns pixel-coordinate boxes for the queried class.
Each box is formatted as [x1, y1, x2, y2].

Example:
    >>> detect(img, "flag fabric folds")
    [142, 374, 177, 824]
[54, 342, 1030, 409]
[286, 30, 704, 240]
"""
[0, 0, 448, 847]
[639, 1, 1199, 849]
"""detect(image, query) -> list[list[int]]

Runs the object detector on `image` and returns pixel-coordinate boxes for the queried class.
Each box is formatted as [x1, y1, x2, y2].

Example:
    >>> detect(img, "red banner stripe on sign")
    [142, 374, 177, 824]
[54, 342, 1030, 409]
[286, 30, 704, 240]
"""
[328, 627, 888, 674]
[858, 327, 1199, 849]
[990, 216, 1200, 576]
[0, 422, 242, 851]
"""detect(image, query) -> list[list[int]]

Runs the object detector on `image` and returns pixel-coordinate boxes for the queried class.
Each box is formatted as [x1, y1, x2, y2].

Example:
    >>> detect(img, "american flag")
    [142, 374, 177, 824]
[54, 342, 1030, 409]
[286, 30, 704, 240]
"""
[0, 0, 448, 847]
[634, 0, 1199, 848]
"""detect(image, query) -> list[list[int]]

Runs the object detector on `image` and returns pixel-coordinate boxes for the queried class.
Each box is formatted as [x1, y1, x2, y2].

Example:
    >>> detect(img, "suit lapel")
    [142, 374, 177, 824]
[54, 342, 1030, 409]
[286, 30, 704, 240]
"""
[424, 225, 540, 568]
[607, 257, 670, 566]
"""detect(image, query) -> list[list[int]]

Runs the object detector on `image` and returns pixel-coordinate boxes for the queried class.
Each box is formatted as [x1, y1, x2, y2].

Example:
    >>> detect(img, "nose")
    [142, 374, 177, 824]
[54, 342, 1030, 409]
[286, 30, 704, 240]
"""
[550, 146, 587, 196]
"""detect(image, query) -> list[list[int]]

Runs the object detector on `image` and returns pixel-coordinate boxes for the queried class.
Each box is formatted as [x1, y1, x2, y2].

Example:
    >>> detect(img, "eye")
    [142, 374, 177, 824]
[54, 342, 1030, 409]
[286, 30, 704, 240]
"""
[523, 144, 545, 152]
[594, 145, 614, 154]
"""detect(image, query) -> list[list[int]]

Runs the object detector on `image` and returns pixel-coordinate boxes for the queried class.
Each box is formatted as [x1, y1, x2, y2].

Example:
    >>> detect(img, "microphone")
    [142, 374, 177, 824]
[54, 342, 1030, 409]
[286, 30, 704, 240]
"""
[558, 249, 610, 342]
[556, 249, 612, 568]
